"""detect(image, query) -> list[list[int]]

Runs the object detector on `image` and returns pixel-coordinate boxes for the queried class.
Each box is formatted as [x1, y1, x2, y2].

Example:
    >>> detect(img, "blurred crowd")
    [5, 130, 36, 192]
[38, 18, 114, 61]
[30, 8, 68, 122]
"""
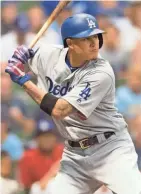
[1, 1, 141, 194]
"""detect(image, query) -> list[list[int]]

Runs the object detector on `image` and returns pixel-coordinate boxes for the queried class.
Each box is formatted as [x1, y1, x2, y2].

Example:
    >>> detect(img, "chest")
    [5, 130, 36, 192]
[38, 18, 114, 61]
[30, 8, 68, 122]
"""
[44, 60, 83, 97]
[45, 76, 77, 97]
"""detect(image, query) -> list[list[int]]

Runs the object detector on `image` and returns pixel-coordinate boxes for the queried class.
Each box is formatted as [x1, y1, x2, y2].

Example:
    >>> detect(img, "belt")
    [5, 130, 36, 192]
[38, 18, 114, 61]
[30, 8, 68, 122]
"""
[68, 132, 115, 149]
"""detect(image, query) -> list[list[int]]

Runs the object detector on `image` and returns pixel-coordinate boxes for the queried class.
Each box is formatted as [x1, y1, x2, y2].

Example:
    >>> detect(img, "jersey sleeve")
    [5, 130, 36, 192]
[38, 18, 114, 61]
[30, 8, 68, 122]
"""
[27, 47, 41, 75]
[62, 71, 113, 118]
[27, 44, 63, 76]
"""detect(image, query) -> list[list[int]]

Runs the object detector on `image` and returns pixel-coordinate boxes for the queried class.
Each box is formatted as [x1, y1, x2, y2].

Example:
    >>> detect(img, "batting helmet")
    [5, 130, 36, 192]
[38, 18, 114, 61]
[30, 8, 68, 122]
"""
[61, 13, 105, 49]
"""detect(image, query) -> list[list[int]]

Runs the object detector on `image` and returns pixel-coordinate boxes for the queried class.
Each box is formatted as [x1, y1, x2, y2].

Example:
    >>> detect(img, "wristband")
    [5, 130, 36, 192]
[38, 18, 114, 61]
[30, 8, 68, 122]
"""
[19, 74, 31, 86]
[40, 93, 58, 115]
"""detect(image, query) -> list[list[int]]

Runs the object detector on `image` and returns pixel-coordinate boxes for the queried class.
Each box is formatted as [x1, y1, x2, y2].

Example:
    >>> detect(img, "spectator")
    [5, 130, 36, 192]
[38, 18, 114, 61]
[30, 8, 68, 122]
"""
[1, 105, 24, 161]
[27, 6, 61, 44]
[1, 13, 35, 72]
[116, 65, 141, 120]
[40, 1, 59, 16]
[130, 40, 141, 68]
[96, 14, 111, 30]
[30, 161, 60, 194]
[35, 109, 64, 143]
[18, 119, 64, 194]
[93, 1, 129, 18]
[126, 1, 141, 29]
[114, 2, 141, 53]
[55, 6, 73, 28]
[41, 1, 72, 39]
[1, 74, 35, 136]
[1, 1, 18, 35]
[69, 1, 97, 16]
[100, 22, 130, 79]
[1, 151, 20, 194]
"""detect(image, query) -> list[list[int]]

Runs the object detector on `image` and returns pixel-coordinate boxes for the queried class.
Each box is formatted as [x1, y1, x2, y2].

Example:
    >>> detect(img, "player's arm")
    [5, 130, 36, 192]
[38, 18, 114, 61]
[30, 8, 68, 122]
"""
[52, 99, 74, 119]
[23, 81, 74, 119]
[5, 56, 112, 120]
[5, 45, 74, 119]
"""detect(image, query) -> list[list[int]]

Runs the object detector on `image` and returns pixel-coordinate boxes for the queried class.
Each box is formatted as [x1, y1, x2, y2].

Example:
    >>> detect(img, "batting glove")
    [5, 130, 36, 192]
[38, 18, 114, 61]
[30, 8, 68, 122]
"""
[5, 62, 31, 86]
[9, 45, 34, 65]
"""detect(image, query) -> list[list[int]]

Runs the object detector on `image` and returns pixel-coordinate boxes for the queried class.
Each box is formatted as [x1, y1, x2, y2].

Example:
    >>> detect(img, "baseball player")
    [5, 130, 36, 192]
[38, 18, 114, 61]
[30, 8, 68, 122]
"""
[5, 13, 141, 194]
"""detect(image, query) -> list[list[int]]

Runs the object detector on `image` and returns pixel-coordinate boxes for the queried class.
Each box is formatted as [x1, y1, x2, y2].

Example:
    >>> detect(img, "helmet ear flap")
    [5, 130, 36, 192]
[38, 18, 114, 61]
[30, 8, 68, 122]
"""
[98, 34, 103, 49]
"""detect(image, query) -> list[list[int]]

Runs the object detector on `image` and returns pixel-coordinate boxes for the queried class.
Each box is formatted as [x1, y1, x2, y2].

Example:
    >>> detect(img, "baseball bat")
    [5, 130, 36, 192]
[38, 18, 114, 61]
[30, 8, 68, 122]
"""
[29, 0, 72, 49]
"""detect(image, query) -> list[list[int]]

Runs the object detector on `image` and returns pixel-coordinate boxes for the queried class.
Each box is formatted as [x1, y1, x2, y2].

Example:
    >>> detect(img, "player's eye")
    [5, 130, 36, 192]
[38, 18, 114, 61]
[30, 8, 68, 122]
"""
[81, 38, 87, 41]
[92, 35, 98, 39]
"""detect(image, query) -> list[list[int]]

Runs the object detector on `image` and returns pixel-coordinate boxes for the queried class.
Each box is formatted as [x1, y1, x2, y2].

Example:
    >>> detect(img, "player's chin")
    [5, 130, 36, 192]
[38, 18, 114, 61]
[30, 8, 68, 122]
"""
[88, 52, 98, 60]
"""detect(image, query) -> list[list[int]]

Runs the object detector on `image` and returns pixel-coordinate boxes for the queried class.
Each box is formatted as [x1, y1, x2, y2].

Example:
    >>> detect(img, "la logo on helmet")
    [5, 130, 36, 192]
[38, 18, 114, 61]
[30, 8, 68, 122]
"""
[86, 18, 96, 28]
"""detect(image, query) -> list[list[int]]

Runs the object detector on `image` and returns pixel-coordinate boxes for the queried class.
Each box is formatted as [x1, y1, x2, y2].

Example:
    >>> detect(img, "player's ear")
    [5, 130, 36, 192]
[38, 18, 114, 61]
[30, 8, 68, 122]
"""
[66, 39, 74, 49]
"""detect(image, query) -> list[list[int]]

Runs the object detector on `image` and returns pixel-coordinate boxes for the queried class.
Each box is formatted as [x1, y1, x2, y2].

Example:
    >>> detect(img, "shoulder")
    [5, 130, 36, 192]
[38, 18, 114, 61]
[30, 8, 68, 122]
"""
[95, 56, 114, 77]
[39, 43, 64, 54]
[36, 43, 65, 61]
[82, 56, 115, 83]
[25, 32, 36, 44]
[7, 133, 22, 143]
[19, 149, 38, 167]
[42, 28, 62, 44]
[1, 31, 16, 41]
[21, 149, 37, 160]
[55, 143, 64, 152]
[53, 144, 64, 158]
[1, 32, 16, 51]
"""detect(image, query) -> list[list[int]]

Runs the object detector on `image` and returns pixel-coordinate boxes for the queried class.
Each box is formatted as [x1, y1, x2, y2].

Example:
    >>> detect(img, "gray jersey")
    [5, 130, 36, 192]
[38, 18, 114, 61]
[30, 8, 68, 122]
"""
[28, 44, 127, 140]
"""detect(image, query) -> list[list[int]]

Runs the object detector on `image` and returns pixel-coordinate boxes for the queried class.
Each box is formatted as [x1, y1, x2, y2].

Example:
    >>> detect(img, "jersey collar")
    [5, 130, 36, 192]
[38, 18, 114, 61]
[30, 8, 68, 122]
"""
[65, 54, 79, 73]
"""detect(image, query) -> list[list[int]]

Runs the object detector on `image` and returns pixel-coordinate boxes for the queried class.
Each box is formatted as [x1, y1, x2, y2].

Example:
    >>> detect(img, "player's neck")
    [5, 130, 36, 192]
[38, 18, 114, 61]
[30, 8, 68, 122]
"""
[67, 50, 87, 68]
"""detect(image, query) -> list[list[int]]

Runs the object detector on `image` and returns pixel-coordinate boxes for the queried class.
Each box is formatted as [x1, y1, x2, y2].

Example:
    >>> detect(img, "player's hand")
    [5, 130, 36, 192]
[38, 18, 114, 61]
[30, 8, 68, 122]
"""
[9, 45, 34, 65]
[5, 62, 31, 86]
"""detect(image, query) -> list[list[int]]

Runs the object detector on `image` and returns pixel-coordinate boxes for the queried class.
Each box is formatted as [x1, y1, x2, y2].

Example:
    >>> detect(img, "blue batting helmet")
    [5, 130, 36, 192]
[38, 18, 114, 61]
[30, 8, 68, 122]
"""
[61, 13, 105, 49]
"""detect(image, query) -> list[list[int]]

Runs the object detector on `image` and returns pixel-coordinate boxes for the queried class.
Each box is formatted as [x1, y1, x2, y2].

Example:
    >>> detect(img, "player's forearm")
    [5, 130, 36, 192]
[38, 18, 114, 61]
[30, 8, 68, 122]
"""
[22, 80, 74, 119]
[23, 80, 46, 105]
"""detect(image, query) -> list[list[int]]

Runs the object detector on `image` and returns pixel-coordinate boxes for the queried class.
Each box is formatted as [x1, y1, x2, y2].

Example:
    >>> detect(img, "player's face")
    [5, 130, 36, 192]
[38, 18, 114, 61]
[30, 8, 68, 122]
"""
[70, 34, 99, 60]
[37, 132, 57, 153]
